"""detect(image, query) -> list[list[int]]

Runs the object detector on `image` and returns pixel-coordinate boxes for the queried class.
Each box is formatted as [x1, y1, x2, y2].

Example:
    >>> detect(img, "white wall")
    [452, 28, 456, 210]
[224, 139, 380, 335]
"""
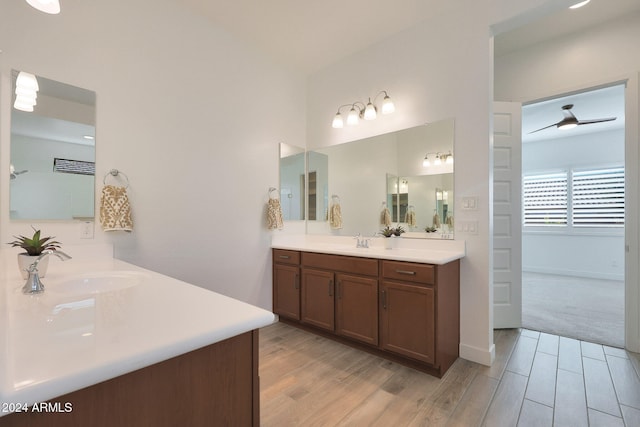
[495, 11, 640, 350]
[307, 0, 533, 366]
[522, 128, 625, 280]
[0, 0, 306, 309]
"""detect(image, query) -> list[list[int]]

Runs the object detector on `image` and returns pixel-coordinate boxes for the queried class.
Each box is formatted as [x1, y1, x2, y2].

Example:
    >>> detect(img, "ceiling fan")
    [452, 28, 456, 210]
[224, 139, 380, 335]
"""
[9, 164, 28, 180]
[528, 104, 616, 134]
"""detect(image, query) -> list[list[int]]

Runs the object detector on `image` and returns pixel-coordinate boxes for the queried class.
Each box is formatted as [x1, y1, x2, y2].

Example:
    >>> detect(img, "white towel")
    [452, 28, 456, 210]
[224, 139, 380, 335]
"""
[100, 185, 133, 232]
[267, 198, 284, 230]
[329, 202, 343, 229]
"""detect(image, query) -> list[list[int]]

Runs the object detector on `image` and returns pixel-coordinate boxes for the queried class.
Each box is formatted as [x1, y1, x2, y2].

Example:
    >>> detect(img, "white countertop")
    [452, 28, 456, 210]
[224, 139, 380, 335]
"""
[0, 245, 275, 414]
[271, 235, 465, 265]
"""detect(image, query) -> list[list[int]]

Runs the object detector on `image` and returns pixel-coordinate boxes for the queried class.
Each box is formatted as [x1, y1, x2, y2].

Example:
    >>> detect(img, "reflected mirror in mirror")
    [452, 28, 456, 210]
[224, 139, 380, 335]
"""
[279, 143, 305, 221]
[306, 118, 454, 239]
[10, 71, 96, 220]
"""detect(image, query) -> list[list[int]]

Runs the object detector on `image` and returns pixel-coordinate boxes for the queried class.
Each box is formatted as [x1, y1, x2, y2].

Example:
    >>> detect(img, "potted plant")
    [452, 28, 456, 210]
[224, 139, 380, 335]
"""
[7, 227, 61, 279]
[380, 225, 405, 249]
[393, 225, 405, 236]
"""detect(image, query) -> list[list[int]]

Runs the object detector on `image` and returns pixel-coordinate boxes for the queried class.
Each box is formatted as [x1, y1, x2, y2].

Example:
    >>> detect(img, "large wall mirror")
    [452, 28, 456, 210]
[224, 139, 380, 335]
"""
[10, 71, 96, 220]
[279, 143, 305, 221]
[304, 118, 455, 239]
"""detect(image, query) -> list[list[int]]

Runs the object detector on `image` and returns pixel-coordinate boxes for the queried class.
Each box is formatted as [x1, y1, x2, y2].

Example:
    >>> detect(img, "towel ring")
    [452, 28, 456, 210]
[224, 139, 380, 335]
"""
[331, 194, 340, 203]
[268, 187, 278, 199]
[103, 169, 130, 189]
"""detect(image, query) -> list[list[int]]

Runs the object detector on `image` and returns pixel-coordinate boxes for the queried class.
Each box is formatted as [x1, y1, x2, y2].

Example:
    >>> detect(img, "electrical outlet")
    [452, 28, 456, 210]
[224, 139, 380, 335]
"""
[80, 221, 94, 239]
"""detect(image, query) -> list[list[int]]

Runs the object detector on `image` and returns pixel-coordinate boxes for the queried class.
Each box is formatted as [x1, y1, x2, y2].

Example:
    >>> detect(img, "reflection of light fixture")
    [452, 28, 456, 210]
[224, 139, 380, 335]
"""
[14, 71, 39, 112]
[83, 135, 95, 140]
[332, 91, 395, 128]
[569, 0, 590, 9]
[423, 151, 453, 167]
[25, 0, 61, 14]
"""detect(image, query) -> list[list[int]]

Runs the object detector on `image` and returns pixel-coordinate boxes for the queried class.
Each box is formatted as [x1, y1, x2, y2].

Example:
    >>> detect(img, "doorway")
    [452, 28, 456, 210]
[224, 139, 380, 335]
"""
[521, 84, 626, 347]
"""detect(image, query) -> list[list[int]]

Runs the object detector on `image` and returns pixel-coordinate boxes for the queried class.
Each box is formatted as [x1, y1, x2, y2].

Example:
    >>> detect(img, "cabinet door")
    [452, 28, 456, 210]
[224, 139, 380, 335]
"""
[380, 281, 435, 364]
[273, 264, 300, 320]
[301, 268, 335, 331]
[335, 274, 378, 346]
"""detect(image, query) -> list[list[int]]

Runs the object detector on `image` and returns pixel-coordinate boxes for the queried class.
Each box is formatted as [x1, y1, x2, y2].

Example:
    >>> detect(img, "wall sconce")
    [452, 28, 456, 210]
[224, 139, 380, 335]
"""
[332, 91, 395, 128]
[25, 0, 61, 14]
[423, 151, 453, 167]
[13, 71, 39, 112]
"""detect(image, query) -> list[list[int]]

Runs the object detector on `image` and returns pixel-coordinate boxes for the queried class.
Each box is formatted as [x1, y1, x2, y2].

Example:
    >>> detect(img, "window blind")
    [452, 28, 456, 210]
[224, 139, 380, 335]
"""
[53, 158, 95, 176]
[572, 167, 625, 227]
[523, 173, 568, 226]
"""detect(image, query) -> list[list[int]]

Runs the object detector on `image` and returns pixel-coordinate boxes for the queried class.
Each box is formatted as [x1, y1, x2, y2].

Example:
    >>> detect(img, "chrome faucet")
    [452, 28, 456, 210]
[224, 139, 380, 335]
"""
[22, 250, 72, 294]
[354, 233, 371, 248]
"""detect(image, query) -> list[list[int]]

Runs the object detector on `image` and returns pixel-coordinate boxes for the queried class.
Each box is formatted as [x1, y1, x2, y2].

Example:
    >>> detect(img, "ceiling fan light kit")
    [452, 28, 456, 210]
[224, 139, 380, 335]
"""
[529, 104, 616, 134]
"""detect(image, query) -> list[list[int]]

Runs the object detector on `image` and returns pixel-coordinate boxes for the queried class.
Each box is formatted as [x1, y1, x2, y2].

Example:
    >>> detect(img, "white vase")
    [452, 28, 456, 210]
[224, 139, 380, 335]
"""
[383, 237, 394, 249]
[17, 254, 49, 280]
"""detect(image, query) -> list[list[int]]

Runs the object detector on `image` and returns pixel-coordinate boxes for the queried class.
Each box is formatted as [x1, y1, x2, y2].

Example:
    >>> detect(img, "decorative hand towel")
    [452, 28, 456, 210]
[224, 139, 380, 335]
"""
[267, 198, 284, 230]
[380, 206, 391, 227]
[432, 212, 441, 228]
[100, 185, 133, 232]
[329, 202, 343, 230]
[446, 214, 454, 228]
[405, 210, 416, 227]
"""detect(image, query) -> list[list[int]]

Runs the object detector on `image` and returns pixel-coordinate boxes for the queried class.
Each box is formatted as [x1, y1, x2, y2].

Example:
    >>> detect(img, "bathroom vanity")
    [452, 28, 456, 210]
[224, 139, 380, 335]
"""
[0, 245, 275, 427]
[272, 236, 464, 377]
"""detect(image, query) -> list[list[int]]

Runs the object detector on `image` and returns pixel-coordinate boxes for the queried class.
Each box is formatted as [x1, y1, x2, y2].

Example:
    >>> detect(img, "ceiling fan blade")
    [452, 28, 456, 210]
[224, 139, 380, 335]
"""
[577, 117, 617, 125]
[528, 122, 559, 134]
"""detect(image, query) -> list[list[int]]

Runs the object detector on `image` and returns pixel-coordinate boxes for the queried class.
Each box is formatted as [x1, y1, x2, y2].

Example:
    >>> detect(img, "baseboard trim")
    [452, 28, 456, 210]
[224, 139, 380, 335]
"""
[460, 342, 495, 366]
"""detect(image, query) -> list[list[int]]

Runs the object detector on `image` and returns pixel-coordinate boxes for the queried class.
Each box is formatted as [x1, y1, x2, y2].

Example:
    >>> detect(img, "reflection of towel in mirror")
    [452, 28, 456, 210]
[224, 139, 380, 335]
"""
[446, 215, 454, 227]
[433, 212, 441, 228]
[381, 207, 391, 226]
[405, 211, 416, 227]
[267, 198, 284, 230]
[100, 185, 133, 232]
[329, 202, 343, 229]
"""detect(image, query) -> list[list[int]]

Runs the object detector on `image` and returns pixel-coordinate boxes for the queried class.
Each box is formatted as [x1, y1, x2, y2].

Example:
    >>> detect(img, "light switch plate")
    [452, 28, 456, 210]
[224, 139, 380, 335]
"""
[461, 196, 478, 211]
[80, 221, 94, 239]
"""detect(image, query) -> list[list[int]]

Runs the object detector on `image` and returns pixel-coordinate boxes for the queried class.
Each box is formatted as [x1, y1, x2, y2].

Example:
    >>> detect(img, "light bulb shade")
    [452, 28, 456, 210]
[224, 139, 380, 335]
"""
[13, 100, 34, 112]
[16, 72, 39, 91]
[25, 0, 61, 14]
[347, 107, 359, 126]
[558, 123, 578, 130]
[332, 113, 344, 128]
[434, 156, 442, 166]
[15, 93, 37, 105]
[446, 155, 454, 165]
[364, 101, 377, 120]
[422, 157, 430, 167]
[381, 95, 395, 114]
[569, 0, 590, 9]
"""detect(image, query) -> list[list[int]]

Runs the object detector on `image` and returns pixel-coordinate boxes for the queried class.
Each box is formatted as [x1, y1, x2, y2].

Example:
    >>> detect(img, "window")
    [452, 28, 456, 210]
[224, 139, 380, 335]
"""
[523, 167, 625, 228]
[572, 167, 625, 227]
[523, 172, 568, 226]
[53, 158, 95, 176]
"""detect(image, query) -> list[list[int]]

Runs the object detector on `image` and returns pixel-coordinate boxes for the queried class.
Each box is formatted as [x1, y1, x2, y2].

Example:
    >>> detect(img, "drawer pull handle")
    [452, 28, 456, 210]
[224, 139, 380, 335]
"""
[395, 269, 416, 275]
[279, 255, 291, 259]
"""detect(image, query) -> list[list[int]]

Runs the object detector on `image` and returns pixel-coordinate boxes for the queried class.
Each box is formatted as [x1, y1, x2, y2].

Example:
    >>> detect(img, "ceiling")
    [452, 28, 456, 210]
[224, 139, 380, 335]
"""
[176, 0, 640, 73]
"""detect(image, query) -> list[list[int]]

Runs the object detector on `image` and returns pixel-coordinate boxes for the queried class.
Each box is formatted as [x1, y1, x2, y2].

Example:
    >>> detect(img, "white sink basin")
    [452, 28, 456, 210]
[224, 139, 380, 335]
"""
[51, 271, 150, 295]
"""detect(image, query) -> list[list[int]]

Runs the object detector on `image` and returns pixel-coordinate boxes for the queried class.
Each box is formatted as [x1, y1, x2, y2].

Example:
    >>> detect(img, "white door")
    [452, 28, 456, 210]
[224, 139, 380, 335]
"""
[493, 101, 522, 329]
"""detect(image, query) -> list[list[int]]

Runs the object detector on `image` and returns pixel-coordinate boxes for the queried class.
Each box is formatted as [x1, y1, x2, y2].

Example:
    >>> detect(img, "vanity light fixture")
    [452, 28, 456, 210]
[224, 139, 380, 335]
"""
[423, 151, 453, 167]
[13, 71, 39, 112]
[569, 0, 590, 9]
[25, 0, 61, 14]
[331, 91, 395, 128]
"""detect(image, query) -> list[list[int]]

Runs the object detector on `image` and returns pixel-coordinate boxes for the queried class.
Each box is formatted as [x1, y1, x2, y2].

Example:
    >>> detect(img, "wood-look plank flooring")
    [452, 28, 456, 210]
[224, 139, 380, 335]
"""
[260, 322, 640, 426]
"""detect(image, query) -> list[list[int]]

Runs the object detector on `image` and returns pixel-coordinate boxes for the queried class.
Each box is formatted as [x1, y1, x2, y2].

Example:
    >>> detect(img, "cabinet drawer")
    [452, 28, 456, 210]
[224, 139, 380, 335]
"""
[381, 261, 434, 285]
[273, 249, 300, 265]
[302, 252, 378, 277]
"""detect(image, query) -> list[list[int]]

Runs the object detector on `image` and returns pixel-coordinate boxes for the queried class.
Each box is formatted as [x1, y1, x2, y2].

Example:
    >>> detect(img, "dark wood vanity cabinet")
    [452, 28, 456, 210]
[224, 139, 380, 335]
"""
[272, 249, 301, 320]
[301, 252, 379, 346]
[272, 249, 460, 377]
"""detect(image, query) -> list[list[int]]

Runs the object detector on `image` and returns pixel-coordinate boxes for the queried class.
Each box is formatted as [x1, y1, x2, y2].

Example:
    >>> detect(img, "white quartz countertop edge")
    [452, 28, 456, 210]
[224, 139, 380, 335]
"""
[271, 242, 465, 264]
[0, 256, 275, 414]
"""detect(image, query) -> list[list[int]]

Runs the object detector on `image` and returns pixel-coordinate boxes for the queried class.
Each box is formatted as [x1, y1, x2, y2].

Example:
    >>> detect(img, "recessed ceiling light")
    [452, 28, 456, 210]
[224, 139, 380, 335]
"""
[570, 0, 591, 9]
